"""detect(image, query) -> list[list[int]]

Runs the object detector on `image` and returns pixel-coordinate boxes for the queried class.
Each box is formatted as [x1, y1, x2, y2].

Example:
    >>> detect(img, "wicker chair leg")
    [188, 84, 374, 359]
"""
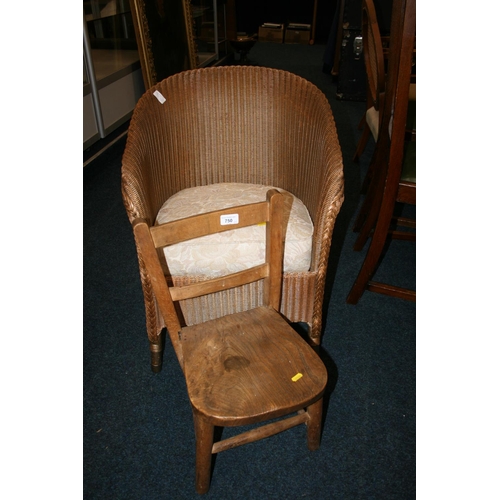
[309, 334, 321, 352]
[149, 335, 164, 373]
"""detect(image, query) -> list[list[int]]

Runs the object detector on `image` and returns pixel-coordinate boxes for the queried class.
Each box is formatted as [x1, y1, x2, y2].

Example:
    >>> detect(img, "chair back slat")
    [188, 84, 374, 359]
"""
[170, 264, 269, 302]
[150, 201, 269, 248]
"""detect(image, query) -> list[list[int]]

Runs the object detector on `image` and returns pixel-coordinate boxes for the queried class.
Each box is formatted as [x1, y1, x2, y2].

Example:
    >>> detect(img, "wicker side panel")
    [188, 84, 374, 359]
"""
[134, 239, 165, 344]
[280, 272, 316, 325]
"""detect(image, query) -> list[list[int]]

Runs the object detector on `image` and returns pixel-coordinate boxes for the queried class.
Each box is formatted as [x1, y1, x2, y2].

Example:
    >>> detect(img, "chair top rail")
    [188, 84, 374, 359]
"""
[150, 201, 270, 248]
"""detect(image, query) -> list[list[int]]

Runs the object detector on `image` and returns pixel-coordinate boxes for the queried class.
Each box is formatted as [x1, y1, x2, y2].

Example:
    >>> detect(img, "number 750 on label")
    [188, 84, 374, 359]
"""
[220, 214, 239, 226]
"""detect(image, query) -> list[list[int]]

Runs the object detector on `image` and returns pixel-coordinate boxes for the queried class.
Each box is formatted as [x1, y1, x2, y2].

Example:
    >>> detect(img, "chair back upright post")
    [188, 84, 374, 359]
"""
[376, 0, 415, 208]
[352, 0, 386, 163]
[265, 190, 285, 311]
[363, 0, 385, 116]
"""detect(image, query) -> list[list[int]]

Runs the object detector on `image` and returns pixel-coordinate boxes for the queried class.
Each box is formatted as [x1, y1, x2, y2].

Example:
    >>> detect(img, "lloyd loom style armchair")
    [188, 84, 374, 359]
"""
[122, 65, 345, 372]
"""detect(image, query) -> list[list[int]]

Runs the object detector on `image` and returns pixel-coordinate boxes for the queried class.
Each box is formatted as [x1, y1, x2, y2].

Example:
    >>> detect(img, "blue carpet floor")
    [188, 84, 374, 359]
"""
[84, 42, 415, 499]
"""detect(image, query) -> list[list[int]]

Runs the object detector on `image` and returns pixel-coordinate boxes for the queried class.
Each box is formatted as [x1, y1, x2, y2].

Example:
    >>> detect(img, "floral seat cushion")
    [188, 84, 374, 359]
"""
[155, 183, 314, 277]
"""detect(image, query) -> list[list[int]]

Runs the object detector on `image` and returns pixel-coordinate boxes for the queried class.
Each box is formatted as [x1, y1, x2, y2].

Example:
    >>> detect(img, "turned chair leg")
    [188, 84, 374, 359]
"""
[306, 397, 323, 451]
[193, 412, 215, 494]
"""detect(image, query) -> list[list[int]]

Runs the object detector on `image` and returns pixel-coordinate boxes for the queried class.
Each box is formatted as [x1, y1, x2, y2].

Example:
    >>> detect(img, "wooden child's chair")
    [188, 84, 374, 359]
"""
[132, 190, 328, 494]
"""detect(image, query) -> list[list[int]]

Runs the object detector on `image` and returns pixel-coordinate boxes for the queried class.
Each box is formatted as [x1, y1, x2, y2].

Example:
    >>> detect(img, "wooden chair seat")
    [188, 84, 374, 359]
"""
[182, 306, 327, 425]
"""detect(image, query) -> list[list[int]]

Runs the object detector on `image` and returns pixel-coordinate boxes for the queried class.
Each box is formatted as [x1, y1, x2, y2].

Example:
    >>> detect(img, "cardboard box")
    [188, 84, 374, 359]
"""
[285, 23, 311, 45]
[258, 24, 284, 44]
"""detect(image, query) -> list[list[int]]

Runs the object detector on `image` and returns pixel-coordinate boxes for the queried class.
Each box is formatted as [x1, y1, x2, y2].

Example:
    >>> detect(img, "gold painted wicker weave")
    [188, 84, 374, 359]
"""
[122, 65, 344, 372]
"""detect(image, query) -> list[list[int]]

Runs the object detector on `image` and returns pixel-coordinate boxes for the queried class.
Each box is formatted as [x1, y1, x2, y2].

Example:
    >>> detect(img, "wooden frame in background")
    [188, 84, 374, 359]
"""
[130, 0, 197, 90]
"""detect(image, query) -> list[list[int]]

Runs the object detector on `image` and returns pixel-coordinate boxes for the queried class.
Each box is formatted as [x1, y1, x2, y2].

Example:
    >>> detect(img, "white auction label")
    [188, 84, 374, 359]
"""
[153, 90, 166, 104]
[220, 214, 239, 226]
